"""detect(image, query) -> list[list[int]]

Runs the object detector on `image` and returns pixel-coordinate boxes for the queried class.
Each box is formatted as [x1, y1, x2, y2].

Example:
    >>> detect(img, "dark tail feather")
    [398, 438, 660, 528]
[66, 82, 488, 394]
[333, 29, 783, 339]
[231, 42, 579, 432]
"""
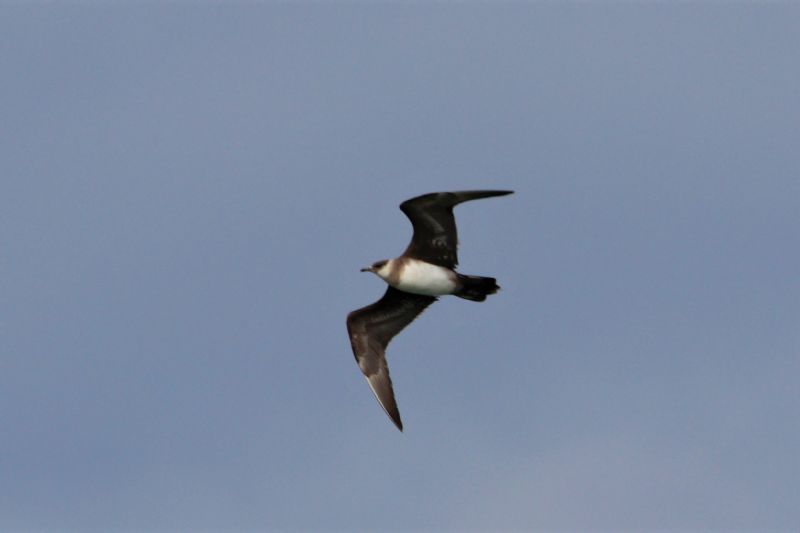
[455, 274, 500, 302]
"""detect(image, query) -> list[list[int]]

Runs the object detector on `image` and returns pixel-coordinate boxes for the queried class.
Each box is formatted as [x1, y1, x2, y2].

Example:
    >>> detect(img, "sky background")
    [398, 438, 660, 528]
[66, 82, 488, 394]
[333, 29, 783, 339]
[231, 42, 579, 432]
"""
[2, 3, 799, 531]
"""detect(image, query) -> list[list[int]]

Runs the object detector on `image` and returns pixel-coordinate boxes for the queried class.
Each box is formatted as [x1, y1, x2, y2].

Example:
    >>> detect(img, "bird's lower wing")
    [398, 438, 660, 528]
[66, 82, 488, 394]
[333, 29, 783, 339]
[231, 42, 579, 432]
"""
[347, 287, 437, 431]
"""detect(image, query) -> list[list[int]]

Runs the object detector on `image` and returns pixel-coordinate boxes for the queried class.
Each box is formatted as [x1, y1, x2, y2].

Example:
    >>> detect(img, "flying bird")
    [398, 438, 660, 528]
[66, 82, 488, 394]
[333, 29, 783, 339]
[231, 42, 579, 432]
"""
[347, 190, 513, 431]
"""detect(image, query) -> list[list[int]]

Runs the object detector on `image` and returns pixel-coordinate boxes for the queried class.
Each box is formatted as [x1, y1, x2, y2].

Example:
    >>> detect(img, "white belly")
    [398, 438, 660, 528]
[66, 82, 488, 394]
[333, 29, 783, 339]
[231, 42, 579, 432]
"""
[393, 260, 457, 296]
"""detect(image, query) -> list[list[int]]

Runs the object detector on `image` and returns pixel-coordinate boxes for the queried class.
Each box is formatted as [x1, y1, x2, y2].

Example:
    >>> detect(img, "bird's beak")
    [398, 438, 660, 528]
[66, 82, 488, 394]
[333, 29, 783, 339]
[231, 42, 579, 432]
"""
[360, 266, 372, 273]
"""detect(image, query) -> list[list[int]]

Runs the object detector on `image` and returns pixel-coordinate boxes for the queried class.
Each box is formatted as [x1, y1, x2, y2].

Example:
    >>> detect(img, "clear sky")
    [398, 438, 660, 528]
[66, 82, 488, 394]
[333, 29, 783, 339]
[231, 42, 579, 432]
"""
[2, 4, 798, 531]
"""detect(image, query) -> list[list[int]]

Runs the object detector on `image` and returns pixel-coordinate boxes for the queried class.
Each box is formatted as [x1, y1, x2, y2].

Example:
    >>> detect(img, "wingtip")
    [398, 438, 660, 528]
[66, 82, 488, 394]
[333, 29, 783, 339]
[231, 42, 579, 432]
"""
[363, 374, 405, 433]
[387, 404, 403, 432]
[455, 189, 514, 202]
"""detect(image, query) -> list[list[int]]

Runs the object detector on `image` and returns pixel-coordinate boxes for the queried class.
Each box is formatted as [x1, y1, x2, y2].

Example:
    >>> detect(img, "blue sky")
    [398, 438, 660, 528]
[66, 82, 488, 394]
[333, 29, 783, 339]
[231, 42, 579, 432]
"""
[1, 4, 798, 531]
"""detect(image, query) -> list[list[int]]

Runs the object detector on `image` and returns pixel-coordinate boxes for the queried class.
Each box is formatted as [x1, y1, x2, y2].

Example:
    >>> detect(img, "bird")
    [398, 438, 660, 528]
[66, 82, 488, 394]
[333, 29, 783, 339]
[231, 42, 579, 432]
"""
[346, 190, 513, 431]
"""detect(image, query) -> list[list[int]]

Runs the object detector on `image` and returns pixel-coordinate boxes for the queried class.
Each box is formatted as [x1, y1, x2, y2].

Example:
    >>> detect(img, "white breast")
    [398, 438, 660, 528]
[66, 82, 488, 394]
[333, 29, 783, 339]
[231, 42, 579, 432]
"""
[393, 259, 457, 296]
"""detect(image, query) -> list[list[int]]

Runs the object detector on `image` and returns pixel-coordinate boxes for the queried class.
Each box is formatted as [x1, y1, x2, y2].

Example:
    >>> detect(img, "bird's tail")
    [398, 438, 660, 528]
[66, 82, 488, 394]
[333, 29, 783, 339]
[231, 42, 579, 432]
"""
[455, 274, 500, 302]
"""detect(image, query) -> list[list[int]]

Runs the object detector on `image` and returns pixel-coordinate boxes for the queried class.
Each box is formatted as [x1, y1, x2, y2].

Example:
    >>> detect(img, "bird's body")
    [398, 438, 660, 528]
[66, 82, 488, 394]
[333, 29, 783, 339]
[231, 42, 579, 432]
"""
[347, 190, 513, 431]
[371, 257, 458, 296]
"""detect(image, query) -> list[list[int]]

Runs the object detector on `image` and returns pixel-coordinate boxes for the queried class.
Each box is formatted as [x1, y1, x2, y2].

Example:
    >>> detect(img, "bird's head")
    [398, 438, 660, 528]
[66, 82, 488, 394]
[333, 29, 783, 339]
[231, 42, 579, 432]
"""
[361, 259, 390, 277]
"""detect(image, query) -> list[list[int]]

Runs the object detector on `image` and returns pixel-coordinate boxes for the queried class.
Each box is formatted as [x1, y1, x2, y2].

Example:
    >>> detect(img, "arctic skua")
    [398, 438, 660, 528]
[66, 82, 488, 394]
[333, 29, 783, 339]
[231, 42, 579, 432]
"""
[347, 190, 513, 431]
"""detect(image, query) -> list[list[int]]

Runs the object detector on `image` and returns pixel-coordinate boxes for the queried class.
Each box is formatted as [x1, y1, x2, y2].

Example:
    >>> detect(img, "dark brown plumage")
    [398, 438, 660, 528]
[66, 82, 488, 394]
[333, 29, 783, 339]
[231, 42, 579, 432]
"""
[400, 190, 513, 268]
[347, 287, 436, 431]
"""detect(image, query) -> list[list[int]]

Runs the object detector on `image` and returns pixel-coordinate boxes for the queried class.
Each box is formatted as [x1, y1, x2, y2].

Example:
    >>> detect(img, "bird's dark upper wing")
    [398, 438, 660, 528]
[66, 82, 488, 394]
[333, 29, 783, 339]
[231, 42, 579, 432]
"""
[346, 286, 437, 431]
[399, 190, 513, 268]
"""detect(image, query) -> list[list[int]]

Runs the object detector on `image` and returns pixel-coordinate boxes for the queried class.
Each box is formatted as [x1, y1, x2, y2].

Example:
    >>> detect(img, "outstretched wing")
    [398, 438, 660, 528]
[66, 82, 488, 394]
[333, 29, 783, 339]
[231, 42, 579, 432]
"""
[399, 190, 513, 269]
[347, 286, 437, 431]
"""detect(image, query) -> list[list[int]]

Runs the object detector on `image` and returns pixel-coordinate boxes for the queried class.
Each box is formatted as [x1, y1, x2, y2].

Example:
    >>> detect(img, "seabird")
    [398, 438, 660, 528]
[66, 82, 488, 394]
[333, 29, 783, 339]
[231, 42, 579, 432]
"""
[346, 190, 513, 431]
